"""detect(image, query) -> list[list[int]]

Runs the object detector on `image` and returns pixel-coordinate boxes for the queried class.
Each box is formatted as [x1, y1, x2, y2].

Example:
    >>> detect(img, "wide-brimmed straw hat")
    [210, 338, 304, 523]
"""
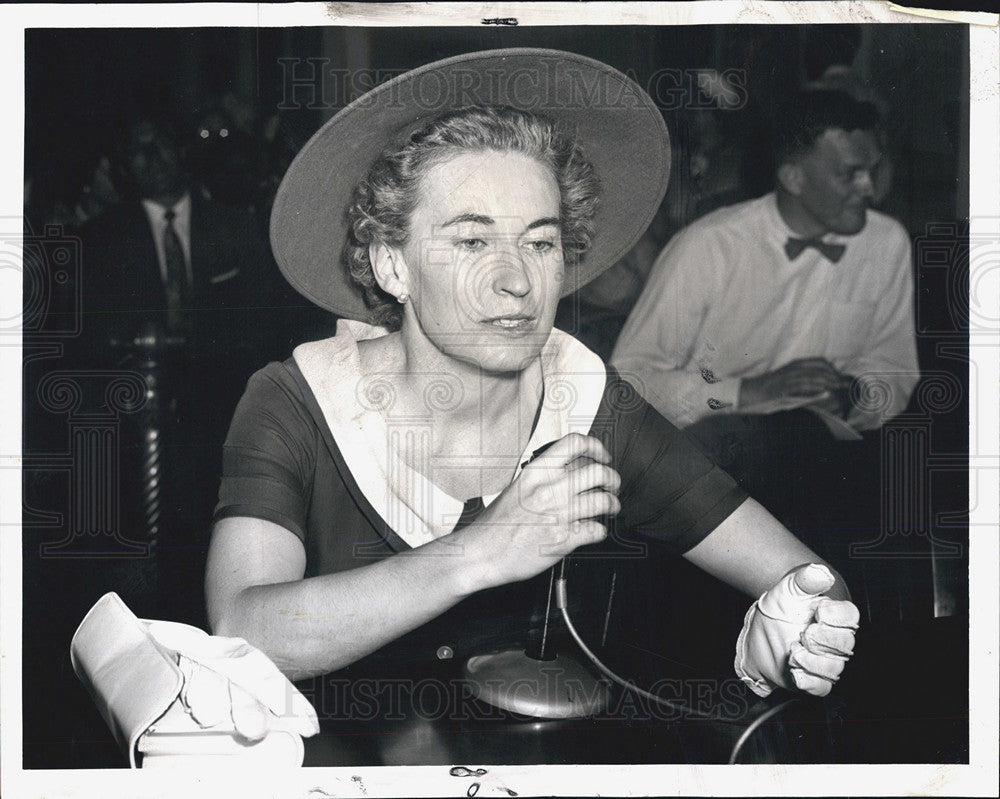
[271, 48, 670, 321]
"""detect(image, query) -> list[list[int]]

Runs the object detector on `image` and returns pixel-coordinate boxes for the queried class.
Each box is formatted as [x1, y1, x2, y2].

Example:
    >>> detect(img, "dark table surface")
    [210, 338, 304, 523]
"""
[302, 616, 968, 767]
[29, 614, 966, 769]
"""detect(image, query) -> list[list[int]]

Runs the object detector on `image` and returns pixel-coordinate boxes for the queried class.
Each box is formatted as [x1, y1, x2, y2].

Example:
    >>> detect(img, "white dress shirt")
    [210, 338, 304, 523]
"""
[141, 193, 193, 287]
[610, 193, 919, 431]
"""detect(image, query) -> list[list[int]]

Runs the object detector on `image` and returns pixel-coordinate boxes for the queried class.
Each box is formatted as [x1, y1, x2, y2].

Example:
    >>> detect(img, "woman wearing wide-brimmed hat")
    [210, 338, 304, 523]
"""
[205, 49, 858, 701]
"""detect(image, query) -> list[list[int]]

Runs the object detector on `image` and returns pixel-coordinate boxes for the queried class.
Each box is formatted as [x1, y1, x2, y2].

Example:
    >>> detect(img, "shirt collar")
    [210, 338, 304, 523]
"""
[766, 191, 851, 248]
[141, 191, 191, 224]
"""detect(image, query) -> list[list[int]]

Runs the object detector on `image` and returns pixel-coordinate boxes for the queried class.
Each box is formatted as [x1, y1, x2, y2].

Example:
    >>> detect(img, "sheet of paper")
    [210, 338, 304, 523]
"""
[805, 405, 864, 442]
[738, 391, 832, 417]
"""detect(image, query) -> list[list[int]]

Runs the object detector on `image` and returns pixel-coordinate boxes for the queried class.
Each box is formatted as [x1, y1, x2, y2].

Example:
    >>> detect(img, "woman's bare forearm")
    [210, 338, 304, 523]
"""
[683, 498, 852, 601]
[208, 520, 483, 680]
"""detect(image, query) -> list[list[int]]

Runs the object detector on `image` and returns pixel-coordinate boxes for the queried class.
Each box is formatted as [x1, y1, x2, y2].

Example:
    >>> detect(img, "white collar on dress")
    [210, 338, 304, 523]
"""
[292, 320, 606, 549]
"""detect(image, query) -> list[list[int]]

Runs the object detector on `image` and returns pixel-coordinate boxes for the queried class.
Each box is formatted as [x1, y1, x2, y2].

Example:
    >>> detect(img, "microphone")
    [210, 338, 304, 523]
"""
[462, 441, 611, 719]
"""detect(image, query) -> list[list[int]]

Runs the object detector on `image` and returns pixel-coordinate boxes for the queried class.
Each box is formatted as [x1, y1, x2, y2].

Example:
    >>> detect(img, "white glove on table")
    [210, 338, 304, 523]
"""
[735, 563, 859, 698]
[144, 618, 319, 741]
[70, 593, 318, 767]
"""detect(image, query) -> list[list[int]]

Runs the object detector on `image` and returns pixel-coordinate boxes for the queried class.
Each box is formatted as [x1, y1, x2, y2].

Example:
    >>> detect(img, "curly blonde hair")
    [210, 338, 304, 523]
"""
[345, 106, 600, 331]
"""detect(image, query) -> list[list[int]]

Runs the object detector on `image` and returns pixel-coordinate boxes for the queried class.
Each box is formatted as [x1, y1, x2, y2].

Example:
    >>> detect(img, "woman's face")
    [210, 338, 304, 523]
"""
[397, 149, 564, 374]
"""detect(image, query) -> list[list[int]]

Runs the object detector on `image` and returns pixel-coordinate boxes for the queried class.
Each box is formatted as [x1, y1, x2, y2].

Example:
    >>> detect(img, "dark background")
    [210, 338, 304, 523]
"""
[22, 24, 970, 768]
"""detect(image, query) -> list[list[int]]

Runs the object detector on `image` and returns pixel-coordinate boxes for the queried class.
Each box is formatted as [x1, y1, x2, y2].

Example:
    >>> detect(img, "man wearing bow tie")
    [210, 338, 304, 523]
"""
[611, 89, 918, 531]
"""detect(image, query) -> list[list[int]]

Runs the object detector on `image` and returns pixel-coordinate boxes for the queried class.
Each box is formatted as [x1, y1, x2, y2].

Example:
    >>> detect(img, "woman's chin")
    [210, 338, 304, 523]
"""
[446, 341, 549, 376]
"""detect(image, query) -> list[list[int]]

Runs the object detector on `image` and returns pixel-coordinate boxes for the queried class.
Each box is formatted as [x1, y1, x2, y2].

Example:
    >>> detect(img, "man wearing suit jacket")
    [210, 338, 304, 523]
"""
[80, 116, 287, 363]
[77, 114, 306, 624]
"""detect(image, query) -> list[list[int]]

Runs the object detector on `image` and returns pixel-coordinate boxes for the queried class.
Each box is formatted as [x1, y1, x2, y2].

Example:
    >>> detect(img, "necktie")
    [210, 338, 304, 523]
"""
[162, 209, 189, 335]
[784, 236, 846, 264]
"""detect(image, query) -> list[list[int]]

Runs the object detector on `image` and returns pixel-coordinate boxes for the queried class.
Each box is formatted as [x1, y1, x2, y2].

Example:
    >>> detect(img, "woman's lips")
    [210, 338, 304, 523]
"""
[481, 316, 537, 333]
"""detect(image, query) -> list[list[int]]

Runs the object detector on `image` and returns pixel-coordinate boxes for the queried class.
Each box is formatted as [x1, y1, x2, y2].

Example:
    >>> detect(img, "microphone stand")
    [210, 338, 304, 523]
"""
[463, 560, 610, 719]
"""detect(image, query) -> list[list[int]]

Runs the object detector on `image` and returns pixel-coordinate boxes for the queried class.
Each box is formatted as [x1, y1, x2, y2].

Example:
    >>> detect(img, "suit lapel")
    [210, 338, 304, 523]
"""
[189, 193, 213, 294]
[124, 204, 166, 309]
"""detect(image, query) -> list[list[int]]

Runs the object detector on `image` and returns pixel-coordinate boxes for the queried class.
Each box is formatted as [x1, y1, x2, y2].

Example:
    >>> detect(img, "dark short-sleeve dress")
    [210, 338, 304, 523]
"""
[214, 357, 747, 673]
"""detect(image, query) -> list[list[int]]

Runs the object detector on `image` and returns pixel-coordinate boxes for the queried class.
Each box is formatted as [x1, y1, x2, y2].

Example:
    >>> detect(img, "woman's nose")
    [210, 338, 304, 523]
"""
[491, 251, 532, 297]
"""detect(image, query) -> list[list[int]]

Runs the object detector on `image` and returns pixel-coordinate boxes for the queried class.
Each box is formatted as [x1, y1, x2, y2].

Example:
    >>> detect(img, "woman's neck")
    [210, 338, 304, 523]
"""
[358, 329, 544, 489]
[408, 343, 537, 429]
[391, 323, 542, 420]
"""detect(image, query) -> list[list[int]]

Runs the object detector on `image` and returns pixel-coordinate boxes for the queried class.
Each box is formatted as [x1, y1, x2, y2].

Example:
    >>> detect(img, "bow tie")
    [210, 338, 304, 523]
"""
[784, 236, 846, 263]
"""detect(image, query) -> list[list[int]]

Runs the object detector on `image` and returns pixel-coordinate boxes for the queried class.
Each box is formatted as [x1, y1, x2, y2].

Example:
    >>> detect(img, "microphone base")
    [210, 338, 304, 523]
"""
[463, 649, 609, 719]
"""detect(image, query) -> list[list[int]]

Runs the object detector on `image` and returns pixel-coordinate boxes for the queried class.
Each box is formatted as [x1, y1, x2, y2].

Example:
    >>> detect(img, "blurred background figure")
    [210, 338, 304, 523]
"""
[189, 93, 266, 212]
[73, 108, 331, 627]
[79, 110, 286, 361]
[685, 108, 751, 219]
[611, 90, 918, 598]
[803, 24, 893, 204]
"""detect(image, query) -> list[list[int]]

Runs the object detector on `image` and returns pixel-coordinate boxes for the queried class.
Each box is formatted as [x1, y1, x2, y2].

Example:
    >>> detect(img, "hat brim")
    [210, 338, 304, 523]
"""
[271, 48, 670, 321]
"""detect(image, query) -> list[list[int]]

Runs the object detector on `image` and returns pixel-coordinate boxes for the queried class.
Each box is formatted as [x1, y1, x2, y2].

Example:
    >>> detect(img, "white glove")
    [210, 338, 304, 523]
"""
[735, 563, 859, 698]
[145, 620, 319, 742]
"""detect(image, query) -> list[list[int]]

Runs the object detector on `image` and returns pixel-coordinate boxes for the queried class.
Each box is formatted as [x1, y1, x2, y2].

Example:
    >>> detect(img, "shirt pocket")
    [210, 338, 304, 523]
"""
[824, 300, 876, 362]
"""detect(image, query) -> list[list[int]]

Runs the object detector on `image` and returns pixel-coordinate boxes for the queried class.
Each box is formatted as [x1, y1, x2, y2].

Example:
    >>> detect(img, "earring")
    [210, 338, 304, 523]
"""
[397, 292, 409, 304]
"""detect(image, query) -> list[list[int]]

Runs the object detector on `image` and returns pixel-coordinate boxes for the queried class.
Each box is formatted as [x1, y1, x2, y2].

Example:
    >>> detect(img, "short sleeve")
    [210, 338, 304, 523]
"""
[213, 362, 318, 541]
[597, 372, 748, 555]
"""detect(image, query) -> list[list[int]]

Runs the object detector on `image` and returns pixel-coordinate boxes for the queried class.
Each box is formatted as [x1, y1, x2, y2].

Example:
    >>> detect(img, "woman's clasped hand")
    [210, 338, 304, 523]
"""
[452, 433, 622, 589]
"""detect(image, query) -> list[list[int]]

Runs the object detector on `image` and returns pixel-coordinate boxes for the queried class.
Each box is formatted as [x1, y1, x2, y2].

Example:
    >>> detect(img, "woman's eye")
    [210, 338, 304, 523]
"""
[524, 240, 556, 253]
[457, 238, 487, 251]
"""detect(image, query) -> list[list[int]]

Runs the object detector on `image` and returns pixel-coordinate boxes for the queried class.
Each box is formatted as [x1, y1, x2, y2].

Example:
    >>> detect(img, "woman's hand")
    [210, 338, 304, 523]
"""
[735, 563, 859, 697]
[452, 433, 621, 591]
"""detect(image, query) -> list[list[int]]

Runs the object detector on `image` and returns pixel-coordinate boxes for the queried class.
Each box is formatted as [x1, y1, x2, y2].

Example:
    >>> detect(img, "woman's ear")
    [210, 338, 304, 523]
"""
[369, 242, 411, 301]
[777, 162, 804, 196]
